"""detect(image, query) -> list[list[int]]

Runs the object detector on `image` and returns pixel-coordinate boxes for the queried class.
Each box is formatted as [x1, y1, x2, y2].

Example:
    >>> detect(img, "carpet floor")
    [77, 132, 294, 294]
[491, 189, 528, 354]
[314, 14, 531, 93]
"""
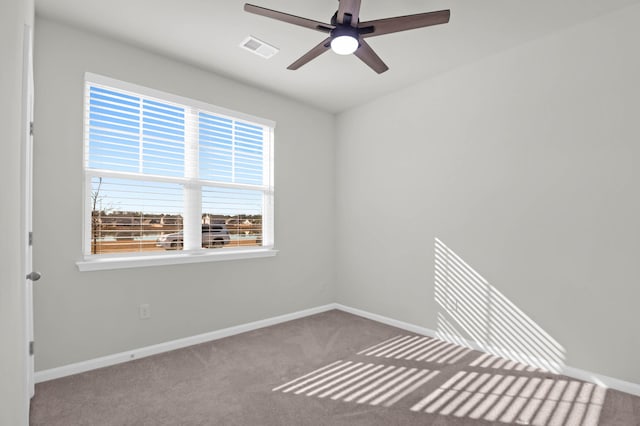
[30, 310, 640, 425]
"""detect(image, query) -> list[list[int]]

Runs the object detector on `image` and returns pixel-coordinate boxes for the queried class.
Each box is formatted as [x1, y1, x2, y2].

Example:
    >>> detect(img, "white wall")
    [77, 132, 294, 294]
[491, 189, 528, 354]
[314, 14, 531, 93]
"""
[0, 0, 34, 424]
[33, 18, 335, 370]
[336, 4, 640, 384]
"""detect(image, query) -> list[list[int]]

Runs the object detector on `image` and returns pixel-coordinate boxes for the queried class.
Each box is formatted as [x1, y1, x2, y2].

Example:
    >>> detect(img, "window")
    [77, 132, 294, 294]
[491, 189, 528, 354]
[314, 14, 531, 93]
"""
[80, 73, 275, 270]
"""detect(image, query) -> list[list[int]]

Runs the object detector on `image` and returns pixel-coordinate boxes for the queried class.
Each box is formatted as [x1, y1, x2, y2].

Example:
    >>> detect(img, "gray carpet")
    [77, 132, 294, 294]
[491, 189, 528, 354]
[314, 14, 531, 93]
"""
[30, 310, 640, 425]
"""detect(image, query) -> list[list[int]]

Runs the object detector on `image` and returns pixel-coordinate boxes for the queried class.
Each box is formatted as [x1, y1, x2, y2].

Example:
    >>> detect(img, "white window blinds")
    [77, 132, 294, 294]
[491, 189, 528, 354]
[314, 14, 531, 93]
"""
[83, 73, 274, 257]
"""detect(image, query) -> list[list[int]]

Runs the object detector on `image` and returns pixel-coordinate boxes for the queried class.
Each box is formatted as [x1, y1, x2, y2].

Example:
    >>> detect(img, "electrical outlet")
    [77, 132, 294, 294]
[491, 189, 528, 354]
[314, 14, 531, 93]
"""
[139, 303, 151, 319]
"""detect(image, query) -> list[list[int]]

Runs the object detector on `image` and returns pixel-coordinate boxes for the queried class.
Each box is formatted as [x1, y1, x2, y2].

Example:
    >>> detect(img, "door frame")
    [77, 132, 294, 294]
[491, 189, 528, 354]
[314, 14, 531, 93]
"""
[22, 23, 35, 399]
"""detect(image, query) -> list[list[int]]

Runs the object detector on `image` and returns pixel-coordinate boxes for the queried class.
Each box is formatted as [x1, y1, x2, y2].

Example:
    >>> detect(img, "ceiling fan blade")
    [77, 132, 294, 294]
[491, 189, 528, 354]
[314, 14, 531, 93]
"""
[244, 4, 334, 33]
[337, 0, 361, 27]
[360, 9, 450, 38]
[353, 39, 389, 74]
[287, 37, 332, 70]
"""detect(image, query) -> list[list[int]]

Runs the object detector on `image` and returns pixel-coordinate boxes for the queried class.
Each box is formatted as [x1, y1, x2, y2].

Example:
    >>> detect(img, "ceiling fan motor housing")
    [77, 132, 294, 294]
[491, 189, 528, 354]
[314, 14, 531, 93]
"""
[331, 24, 359, 40]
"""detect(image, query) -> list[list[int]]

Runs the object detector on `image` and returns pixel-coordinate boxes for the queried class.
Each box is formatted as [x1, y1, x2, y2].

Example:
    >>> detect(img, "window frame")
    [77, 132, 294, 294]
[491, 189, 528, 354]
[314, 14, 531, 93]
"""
[77, 73, 277, 271]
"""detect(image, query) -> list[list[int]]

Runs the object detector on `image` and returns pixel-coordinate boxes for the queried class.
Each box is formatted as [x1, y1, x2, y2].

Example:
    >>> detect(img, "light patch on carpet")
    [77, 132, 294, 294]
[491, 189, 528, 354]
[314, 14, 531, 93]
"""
[358, 334, 472, 364]
[274, 359, 439, 408]
[273, 335, 607, 424]
[469, 352, 544, 373]
[410, 370, 606, 425]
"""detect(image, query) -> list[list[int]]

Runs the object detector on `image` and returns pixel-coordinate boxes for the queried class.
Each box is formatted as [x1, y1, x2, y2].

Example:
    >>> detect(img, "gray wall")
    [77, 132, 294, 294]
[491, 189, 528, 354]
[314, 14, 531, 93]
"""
[336, 4, 640, 384]
[0, 0, 33, 424]
[33, 18, 336, 371]
[32, 4, 640, 388]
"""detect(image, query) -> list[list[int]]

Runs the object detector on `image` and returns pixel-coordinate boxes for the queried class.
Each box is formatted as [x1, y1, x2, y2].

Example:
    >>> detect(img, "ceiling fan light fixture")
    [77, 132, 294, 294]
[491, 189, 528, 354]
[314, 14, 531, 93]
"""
[331, 35, 359, 55]
[244, 2, 451, 73]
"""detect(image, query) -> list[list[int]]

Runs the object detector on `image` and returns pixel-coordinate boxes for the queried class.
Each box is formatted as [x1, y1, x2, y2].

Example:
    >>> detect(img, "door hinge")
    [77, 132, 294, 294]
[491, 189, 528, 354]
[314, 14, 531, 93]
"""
[30, 121, 34, 136]
[29, 341, 34, 356]
[29, 231, 33, 246]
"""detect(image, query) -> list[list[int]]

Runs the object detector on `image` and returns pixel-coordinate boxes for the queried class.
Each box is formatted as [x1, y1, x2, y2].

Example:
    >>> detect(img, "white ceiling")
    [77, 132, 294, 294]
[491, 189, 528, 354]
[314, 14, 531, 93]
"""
[35, 0, 640, 113]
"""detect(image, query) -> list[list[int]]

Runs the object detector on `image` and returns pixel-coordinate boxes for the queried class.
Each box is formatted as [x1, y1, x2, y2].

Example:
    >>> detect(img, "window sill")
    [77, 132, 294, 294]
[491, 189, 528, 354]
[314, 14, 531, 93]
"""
[76, 248, 278, 272]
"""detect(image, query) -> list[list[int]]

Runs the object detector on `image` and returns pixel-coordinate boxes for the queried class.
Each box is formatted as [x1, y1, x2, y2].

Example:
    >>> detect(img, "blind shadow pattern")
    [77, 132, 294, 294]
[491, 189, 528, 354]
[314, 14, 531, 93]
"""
[411, 365, 605, 425]
[273, 359, 440, 407]
[272, 335, 606, 426]
[271, 241, 603, 423]
[356, 334, 471, 364]
[434, 238, 566, 373]
[273, 335, 605, 425]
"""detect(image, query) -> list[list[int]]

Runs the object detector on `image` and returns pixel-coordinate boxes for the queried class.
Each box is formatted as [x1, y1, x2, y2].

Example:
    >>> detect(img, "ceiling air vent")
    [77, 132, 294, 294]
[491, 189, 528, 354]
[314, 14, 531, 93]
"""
[239, 35, 279, 59]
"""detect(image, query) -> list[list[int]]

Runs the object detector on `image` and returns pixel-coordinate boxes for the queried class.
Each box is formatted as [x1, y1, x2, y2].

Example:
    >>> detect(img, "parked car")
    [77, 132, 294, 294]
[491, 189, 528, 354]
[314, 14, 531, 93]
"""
[156, 224, 230, 249]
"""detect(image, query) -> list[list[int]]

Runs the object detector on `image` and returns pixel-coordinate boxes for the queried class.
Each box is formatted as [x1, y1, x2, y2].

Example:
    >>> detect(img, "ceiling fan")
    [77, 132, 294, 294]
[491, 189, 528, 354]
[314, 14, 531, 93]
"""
[244, 0, 450, 74]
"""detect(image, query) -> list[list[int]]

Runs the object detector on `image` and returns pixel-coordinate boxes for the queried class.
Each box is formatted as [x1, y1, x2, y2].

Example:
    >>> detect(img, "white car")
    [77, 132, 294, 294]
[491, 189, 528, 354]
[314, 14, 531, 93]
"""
[156, 224, 231, 249]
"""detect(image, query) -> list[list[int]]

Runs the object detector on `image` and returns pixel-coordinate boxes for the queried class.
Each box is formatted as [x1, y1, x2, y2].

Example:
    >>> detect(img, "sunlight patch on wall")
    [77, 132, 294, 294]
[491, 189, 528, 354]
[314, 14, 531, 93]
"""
[434, 238, 566, 373]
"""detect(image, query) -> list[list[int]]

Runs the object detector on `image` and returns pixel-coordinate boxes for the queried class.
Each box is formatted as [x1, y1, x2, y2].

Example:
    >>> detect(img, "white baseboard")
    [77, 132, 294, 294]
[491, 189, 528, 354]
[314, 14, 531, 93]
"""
[335, 303, 640, 397]
[561, 365, 640, 398]
[36, 302, 640, 398]
[336, 304, 440, 339]
[34, 303, 338, 383]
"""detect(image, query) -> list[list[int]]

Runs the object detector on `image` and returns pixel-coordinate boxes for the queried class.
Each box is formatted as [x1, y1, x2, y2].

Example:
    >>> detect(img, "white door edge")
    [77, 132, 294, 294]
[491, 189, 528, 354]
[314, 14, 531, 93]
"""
[22, 23, 35, 399]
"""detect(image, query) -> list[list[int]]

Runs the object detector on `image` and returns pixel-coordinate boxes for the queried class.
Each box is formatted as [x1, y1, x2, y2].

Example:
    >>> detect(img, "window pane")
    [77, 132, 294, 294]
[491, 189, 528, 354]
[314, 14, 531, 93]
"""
[198, 112, 264, 185]
[88, 87, 141, 173]
[202, 187, 263, 248]
[142, 99, 185, 177]
[88, 85, 186, 178]
[234, 121, 263, 185]
[90, 177, 184, 254]
[199, 112, 233, 182]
